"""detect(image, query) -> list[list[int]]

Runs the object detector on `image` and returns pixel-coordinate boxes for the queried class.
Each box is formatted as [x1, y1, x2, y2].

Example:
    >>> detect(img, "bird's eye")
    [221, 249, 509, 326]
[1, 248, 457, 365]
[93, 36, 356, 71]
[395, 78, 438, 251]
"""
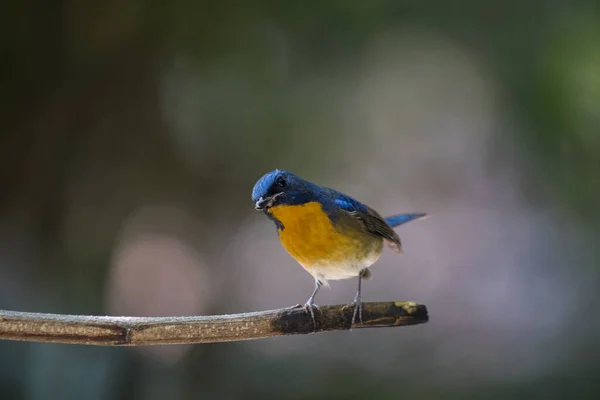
[276, 176, 287, 188]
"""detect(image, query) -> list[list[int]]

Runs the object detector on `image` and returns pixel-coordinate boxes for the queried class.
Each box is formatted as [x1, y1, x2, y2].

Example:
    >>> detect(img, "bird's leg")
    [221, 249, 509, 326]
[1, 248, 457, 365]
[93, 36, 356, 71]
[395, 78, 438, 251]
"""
[302, 279, 322, 326]
[351, 269, 366, 325]
[306, 279, 321, 307]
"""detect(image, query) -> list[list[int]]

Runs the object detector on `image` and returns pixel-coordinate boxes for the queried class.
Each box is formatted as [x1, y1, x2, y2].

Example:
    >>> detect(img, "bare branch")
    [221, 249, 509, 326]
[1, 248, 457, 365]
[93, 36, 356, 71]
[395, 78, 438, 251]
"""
[0, 302, 428, 346]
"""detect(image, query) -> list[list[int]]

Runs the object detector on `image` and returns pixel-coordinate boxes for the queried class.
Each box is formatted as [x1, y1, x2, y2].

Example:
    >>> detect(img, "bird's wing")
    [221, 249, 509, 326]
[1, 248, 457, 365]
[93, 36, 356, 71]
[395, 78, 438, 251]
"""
[334, 195, 403, 253]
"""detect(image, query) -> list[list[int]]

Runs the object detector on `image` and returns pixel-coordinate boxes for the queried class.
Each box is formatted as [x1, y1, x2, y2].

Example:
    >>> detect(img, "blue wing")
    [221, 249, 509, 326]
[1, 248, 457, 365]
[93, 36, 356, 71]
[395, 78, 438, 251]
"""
[334, 195, 367, 213]
[334, 195, 401, 247]
[334, 195, 427, 253]
[335, 197, 427, 228]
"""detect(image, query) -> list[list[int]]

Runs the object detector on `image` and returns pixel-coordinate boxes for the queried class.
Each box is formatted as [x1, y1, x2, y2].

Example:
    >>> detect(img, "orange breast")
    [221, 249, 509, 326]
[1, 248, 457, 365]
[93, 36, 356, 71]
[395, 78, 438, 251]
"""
[268, 202, 375, 267]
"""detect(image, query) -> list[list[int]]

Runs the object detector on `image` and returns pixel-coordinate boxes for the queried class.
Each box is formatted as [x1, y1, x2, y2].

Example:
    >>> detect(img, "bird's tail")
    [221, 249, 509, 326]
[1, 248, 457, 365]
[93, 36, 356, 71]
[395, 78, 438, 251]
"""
[384, 213, 428, 228]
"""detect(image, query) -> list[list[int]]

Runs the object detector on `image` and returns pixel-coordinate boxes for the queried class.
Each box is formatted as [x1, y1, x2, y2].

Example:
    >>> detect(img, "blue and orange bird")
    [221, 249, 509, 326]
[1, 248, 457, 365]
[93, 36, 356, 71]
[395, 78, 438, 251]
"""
[251, 169, 427, 325]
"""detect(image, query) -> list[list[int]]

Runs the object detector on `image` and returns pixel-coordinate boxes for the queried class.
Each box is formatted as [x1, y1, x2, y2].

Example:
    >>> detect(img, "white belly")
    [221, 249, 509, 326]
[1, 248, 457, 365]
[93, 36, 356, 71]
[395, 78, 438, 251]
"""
[304, 248, 382, 285]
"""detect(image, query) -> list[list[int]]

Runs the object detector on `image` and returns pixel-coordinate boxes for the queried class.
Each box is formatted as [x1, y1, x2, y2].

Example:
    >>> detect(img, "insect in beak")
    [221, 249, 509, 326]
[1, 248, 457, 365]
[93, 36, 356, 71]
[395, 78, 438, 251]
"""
[255, 192, 284, 210]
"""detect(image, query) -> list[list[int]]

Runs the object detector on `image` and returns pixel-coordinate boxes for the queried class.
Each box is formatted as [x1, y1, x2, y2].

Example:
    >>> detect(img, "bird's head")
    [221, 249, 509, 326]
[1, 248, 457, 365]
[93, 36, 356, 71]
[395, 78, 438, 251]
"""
[251, 169, 315, 211]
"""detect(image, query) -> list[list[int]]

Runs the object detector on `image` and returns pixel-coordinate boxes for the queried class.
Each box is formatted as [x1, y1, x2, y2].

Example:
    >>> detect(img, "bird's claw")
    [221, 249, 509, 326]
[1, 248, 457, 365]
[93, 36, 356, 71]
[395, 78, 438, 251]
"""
[301, 302, 320, 327]
[345, 295, 363, 326]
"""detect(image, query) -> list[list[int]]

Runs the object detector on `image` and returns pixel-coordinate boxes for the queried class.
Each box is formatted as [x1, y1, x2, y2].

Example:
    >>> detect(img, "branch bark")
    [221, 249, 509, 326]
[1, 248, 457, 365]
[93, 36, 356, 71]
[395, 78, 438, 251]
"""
[0, 301, 427, 346]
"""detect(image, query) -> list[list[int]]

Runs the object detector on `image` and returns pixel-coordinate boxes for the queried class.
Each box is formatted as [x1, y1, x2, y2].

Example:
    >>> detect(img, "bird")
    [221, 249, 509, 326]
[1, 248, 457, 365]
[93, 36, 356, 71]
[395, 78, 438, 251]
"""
[251, 169, 427, 326]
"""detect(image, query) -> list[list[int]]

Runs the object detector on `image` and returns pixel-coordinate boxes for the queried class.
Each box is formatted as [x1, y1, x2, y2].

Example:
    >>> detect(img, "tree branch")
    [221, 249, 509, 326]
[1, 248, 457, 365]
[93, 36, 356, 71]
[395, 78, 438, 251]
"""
[0, 301, 428, 346]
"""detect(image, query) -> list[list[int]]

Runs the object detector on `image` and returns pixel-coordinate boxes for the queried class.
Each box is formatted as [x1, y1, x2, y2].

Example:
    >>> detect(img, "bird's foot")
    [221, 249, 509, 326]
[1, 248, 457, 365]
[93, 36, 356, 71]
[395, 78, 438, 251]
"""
[300, 302, 320, 327]
[345, 293, 363, 326]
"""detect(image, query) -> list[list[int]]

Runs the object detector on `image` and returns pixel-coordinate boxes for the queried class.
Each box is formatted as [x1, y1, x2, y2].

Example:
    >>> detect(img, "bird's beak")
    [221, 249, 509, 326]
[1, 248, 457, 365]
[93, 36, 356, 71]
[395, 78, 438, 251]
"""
[255, 192, 283, 210]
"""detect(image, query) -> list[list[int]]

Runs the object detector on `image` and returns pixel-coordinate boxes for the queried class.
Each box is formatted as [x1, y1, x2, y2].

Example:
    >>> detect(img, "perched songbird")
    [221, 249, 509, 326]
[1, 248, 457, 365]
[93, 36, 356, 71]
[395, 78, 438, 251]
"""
[251, 169, 427, 325]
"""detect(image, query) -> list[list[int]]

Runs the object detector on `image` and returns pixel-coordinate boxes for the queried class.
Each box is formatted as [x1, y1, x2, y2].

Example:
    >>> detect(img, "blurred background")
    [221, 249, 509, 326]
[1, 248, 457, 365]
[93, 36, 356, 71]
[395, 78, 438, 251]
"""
[1, 1, 600, 399]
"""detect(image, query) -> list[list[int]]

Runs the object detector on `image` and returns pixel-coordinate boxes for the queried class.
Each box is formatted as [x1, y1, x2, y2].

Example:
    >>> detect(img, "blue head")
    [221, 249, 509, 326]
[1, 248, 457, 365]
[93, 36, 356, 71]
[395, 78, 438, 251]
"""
[252, 169, 317, 211]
